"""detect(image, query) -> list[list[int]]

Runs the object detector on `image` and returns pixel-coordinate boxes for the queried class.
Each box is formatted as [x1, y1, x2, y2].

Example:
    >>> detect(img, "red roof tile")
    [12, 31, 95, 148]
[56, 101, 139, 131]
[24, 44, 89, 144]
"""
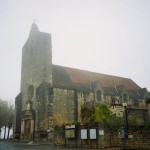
[52, 65, 141, 91]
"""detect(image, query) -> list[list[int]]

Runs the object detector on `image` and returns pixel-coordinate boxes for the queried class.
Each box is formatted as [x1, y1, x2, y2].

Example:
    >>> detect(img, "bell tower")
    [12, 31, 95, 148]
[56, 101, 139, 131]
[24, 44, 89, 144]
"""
[21, 23, 52, 110]
[19, 23, 53, 140]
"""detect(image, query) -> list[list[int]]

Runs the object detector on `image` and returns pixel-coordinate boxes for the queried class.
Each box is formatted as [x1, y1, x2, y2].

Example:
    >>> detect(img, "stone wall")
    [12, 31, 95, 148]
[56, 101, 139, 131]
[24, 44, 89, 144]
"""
[77, 91, 94, 122]
[14, 93, 22, 139]
[54, 125, 150, 149]
[36, 82, 53, 131]
[53, 88, 75, 125]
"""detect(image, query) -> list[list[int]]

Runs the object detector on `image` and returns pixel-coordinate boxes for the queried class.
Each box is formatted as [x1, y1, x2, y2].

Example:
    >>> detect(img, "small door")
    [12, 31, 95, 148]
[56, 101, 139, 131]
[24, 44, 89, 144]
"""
[25, 120, 31, 140]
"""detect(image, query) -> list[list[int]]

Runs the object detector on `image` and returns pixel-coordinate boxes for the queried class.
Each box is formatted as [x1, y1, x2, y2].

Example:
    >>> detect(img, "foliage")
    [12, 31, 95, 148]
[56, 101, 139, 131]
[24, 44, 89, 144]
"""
[82, 106, 95, 124]
[94, 104, 112, 123]
[143, 121, 150, 130]
[105, 116, 123, 130]
[0, 98, 14, 130]
[0, 98, 14, 140]
[128, 116, 138, 126]
[82, 103, 112, 125]
[72, 121, 80, 126]
[0, 99, 8, 128]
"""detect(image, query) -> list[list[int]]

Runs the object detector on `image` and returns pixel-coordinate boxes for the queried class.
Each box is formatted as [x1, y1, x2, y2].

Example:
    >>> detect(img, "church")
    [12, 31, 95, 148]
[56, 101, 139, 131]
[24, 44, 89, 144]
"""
[15, 23, 150, 141]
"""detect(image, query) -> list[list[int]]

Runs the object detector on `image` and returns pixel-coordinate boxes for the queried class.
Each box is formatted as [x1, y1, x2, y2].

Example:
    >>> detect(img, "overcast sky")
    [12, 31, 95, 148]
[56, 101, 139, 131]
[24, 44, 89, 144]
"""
[0, 0, 150, 102]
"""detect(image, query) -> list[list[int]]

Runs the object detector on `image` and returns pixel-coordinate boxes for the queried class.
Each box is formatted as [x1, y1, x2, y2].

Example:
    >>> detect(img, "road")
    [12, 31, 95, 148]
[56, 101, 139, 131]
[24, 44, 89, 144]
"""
[1, 141, 61, 150]
[0, 141, 120, 150]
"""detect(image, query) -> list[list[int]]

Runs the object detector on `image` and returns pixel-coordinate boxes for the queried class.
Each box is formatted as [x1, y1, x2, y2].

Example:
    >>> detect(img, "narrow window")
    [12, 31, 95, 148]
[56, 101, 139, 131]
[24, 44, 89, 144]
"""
[97, 90, 101, 102]
[123, 93, 127, 103]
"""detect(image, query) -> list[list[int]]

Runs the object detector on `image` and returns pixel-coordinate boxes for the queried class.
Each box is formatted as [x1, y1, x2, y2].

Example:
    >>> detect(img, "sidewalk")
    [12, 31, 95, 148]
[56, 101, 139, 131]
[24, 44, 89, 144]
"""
[3, 140, 120, 150]
[21, 141, 120, 149]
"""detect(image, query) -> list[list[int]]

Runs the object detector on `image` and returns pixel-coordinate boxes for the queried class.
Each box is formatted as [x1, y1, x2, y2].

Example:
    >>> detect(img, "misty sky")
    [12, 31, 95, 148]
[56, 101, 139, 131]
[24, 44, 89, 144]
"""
[0, 0, 150, 102]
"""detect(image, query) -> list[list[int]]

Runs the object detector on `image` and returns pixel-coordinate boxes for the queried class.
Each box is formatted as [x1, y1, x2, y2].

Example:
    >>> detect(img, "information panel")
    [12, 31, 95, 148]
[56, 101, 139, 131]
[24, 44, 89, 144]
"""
[65, 129, 75, 138]
[99, 130, 104, 135]
[90, 129, 96, 139]
[81, 129, 87, 139]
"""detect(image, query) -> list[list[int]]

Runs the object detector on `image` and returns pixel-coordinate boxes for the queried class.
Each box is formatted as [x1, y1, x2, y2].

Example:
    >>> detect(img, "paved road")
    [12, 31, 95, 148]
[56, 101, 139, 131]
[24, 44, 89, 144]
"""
[1, 141, 58, 150]
[0, 141, 120, 150]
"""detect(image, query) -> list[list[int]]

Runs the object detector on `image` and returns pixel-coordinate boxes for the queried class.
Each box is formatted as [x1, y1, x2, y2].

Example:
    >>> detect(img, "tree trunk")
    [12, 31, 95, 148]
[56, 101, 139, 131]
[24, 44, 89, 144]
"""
[0, 128, 1, 139]
[7, 127, 10, 140]
[4, 126, 6, 140]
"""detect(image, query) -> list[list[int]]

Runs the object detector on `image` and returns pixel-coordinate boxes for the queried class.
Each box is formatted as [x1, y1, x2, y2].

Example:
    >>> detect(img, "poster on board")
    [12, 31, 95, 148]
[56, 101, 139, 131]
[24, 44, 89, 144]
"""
[90, 129, 96, 139]
[65, 129, 75, 138]
[81, 129, 87, 139]
[99, 130, 104, 135]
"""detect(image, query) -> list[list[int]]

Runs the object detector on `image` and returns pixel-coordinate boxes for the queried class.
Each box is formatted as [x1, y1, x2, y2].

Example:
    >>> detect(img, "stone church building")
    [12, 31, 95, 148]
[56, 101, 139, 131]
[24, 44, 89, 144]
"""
[15, 23, 150, 140]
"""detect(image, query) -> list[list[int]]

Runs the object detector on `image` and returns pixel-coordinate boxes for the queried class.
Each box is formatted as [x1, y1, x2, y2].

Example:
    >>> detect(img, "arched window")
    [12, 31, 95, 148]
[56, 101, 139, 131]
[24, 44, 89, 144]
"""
[123, 93, 127, 103]
[97, 90, 101, 102]
[111, 97, 115, 105]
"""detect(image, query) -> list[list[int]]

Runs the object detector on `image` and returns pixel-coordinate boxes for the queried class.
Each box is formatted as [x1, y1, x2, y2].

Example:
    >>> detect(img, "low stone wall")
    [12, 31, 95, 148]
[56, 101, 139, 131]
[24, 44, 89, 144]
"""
[124, 138, 150, 150]
[53, 126, 150, 149]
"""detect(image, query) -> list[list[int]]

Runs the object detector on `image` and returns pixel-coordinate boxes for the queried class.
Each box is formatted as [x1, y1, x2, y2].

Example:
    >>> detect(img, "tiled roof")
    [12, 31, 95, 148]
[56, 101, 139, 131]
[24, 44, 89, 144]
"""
[52, 65, 141, 92]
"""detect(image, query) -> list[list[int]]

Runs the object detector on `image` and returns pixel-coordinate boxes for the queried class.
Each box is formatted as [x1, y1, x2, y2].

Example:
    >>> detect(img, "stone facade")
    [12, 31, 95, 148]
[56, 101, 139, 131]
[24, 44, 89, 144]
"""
[15, 23, 150, 141]
[15, 23, 53, 140]
[53, 88, 75, 125]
